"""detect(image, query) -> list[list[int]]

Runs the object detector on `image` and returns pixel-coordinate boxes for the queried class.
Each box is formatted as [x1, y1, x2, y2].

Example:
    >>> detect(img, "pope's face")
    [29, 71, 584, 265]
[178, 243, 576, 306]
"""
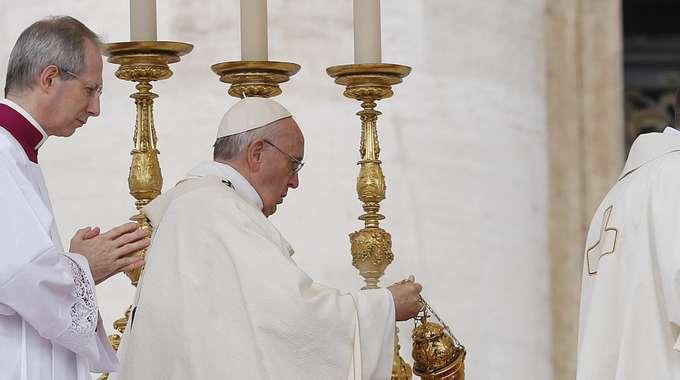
[43, 38, 103, 137]
[254, 118, 304, 216]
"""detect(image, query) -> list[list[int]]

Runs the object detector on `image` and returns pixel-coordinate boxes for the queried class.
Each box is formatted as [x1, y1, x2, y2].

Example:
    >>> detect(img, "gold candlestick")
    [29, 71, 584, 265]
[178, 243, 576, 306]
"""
[326, 63, 410, 289]
[98, 40, 192, 380]
[327, 63, 412, 379]
[104, 41, 192, 284]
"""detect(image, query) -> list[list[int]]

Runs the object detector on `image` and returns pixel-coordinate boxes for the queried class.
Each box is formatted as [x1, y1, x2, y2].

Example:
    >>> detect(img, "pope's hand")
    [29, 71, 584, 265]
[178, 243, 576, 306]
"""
[69, 222, 148, 285]
[388, 275, 424, 321]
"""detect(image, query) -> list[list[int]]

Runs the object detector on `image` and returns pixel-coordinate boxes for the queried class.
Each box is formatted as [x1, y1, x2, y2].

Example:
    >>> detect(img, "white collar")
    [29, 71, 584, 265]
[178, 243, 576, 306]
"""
[0, 98, 48, 149]
[186, 161, 264, 212]
[619, 127, 680, 180]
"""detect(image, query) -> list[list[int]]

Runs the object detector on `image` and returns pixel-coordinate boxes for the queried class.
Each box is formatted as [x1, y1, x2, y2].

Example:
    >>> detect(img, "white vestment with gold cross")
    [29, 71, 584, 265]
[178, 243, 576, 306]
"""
[114, 161, 395, 380]
[577, 128, 680, 380]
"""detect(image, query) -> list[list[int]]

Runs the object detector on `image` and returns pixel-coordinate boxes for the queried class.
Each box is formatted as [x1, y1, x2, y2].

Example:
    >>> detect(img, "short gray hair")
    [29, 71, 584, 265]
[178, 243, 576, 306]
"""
[4, 16, 102, 96]
[213, 123, 277, 161]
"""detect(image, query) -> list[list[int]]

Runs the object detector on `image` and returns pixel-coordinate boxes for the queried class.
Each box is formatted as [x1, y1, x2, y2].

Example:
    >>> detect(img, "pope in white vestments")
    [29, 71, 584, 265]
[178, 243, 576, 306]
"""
[115, 98, 420, 380]
[0, 99, 117, 379]
[577, 127, 680, 379]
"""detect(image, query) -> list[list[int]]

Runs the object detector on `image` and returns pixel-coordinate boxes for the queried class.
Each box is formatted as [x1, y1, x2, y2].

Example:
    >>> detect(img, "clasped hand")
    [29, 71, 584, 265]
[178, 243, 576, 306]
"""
[69, 222, 149, 284]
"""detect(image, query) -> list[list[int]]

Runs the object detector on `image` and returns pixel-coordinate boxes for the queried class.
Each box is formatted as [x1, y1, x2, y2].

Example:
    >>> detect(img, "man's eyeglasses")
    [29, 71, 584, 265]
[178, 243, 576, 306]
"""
[58, 67, 103, 98]
[263, 139, 304, 174]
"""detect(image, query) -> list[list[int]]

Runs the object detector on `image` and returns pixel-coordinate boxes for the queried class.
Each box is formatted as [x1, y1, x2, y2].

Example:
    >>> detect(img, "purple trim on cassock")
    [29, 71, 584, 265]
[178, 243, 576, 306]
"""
[0, 103, 42, 163]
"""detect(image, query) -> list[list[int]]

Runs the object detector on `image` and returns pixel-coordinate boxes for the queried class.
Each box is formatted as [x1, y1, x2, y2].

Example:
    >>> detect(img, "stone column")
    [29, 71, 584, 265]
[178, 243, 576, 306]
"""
[546, 1, 624, 379]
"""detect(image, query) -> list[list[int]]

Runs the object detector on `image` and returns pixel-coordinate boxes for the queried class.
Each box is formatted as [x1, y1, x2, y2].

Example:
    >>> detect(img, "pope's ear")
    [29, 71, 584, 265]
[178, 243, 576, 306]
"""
[246, 139, 266, 171]
[38, 65, 60, 93]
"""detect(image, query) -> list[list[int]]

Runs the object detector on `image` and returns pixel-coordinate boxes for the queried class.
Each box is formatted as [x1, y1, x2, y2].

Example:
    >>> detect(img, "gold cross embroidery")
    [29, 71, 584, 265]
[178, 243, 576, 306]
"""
[586, 205, 618, 275]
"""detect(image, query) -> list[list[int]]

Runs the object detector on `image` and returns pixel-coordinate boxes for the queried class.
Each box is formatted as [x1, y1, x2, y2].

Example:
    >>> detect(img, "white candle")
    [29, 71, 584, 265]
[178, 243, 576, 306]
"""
[353, 0, 381, 63]
[240, 0, 268, 61]
[130, 0, 157, 41]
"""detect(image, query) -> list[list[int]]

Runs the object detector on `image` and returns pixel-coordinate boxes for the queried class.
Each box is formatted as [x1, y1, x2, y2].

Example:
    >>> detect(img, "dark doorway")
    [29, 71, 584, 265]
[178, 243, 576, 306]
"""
[623, 0, 680, 149]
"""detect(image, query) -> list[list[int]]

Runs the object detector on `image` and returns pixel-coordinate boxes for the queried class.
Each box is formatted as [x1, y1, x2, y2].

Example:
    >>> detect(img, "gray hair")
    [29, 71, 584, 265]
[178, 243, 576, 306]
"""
[4, 16, 102, 96]
[213, 123, 278, 161]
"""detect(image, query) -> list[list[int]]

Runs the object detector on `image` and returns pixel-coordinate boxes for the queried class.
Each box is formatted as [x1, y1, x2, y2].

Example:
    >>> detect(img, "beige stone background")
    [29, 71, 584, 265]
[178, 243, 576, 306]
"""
[0, 1, 624, 379]
[546, 1, 624, 378]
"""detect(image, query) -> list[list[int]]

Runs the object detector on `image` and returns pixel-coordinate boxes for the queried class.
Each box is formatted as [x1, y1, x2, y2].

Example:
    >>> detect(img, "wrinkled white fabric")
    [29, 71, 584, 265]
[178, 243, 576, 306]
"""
[185, 160, 264, 211]
[0, 100, 117, 380]
[577, 128, 680, 380]
[115, 164, 395, 380]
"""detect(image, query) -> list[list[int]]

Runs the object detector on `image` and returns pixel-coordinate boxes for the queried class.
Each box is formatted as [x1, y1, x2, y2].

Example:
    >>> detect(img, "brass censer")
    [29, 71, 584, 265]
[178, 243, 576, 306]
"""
[412, 298, 466, 380]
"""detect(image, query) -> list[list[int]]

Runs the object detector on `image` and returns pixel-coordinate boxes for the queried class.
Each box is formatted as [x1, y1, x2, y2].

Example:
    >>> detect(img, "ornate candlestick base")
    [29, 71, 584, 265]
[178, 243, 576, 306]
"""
[98, 41, 192, 380]
[211, 60, 300, 98]
[327, 63, 411, 379]
[392, 328, 413, 380]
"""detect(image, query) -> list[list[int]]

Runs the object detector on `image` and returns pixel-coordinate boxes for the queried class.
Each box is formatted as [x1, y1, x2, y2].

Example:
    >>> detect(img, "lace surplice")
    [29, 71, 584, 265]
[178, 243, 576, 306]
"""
[67, 257, 98, 337]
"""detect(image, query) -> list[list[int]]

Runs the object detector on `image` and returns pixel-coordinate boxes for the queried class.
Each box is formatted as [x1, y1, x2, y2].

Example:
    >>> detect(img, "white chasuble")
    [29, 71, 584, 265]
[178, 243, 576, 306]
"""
[0, 99, 117, 380]
[116, 161, 395, 380]
[577, 128, 680, 380]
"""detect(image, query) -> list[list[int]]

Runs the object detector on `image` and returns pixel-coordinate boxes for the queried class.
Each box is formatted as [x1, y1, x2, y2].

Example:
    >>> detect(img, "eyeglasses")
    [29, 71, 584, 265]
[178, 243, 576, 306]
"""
[263, 139, 304, 174]
[58, 67, 103, 98]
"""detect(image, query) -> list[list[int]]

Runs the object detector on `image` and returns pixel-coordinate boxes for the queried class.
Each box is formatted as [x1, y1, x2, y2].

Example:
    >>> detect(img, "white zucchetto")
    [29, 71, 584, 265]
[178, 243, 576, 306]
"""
[216, 97, 292, 139]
